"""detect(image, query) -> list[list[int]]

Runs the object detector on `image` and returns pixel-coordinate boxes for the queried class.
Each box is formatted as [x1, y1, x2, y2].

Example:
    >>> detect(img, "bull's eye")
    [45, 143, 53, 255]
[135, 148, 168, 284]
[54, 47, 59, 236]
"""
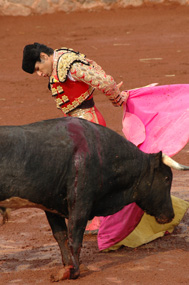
[165, 176, 170, 182]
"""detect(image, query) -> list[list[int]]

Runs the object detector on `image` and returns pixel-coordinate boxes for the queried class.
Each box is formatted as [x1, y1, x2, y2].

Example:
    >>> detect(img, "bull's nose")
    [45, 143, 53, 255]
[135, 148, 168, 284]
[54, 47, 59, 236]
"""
[168, 211, 175, 221]
[156, 212, 175, 224]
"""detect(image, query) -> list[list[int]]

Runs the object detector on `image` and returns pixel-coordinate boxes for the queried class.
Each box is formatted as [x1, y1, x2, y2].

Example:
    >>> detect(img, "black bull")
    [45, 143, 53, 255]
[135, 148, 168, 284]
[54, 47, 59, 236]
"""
[0, 117, 185, 281]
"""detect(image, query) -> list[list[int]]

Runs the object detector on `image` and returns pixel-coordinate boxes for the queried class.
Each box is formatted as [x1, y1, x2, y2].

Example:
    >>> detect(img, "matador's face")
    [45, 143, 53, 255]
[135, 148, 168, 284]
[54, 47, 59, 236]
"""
[34, 52, 53, 78]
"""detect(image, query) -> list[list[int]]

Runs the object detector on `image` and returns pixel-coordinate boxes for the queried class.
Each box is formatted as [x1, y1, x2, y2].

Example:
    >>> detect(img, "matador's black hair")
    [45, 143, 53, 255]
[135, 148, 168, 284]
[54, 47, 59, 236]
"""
[22, 42, 54, 74]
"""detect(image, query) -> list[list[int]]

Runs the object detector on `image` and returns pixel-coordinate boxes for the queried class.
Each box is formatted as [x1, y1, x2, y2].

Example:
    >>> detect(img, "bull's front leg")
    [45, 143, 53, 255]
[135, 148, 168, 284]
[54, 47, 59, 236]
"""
[67, 210, 89, 276]
[45, 211, 80, 281]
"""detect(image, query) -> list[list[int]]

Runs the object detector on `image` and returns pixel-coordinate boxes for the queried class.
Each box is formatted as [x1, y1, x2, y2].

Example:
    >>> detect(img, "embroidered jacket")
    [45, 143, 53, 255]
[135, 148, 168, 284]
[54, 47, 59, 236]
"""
[49, 48, 122, 114]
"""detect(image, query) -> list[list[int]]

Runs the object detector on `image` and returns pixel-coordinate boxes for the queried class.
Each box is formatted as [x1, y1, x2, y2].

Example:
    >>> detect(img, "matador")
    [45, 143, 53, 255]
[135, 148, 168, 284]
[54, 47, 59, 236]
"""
[22, 43, 128, 126]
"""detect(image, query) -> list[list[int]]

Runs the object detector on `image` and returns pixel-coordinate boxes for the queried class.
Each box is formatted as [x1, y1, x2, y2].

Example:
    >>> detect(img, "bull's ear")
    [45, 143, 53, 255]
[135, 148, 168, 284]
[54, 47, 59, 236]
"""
[154, 151, 162, 168]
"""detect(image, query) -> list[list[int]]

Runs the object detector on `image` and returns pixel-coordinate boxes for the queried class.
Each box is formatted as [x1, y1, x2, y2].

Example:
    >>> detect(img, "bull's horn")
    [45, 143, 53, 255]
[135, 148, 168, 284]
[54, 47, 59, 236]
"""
[162, 153, 189, 170]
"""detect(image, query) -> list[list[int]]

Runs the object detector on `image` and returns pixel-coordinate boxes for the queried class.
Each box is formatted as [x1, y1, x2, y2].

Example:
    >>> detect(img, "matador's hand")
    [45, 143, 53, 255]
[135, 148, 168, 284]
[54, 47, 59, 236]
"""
[120, 90, 129, 104]
[115, 81, 129, 106]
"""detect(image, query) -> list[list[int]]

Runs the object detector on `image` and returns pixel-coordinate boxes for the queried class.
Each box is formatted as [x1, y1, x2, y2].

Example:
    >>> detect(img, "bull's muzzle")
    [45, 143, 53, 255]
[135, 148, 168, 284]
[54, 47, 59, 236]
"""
[155, 212, 175, 224]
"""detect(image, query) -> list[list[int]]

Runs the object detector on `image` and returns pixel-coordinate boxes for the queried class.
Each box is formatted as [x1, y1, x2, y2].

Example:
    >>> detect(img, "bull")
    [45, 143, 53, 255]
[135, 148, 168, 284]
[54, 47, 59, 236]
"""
[0, 117, 188, 281]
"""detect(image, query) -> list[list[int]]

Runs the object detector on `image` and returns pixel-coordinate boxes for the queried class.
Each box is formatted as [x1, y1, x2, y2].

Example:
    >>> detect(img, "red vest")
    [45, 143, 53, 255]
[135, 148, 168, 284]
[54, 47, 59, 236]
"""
[50, 75, 93, 114]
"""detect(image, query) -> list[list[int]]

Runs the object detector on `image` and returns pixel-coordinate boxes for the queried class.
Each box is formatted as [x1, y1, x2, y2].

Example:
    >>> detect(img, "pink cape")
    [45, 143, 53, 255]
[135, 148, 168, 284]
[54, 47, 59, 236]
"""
[98, 84, 189, 251]
[122, 84, 189, 156]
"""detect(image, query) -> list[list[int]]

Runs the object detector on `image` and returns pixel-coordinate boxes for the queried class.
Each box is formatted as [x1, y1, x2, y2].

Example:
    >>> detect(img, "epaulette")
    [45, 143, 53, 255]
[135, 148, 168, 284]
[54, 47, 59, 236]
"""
[56, 49, 89, 83]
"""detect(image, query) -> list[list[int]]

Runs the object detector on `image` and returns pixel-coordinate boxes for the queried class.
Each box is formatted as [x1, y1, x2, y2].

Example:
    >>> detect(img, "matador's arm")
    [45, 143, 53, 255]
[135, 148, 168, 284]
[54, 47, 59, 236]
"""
[70, 59, 125, 106]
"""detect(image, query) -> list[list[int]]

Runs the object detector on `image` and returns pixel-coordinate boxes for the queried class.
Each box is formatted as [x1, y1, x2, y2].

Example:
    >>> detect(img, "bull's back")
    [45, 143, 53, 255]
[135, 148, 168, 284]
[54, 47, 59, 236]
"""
[25, 117, 146, 188]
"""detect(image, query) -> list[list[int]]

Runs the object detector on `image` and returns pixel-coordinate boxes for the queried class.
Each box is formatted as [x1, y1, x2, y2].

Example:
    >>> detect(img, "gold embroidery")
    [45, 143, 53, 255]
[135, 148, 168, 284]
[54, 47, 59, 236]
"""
[68, 107, 99, 123]
[61, 95, 69, 103]
[57, 86, 64, 93]
[92, 108, 100, 124]
[55, 95, 69, 106]
[51, 87, 58, 96]
[51, 85, 64, 97]
[70, 60, 122, 106]
[57, 51, 89, 83]
[71, 62, 118, 95]
[60, 86, 94, 114]
[56, 101, 61, 109]
[65, 104, 73, 111]
[49, 76, 59, 84]
[55, 98, 64, 106]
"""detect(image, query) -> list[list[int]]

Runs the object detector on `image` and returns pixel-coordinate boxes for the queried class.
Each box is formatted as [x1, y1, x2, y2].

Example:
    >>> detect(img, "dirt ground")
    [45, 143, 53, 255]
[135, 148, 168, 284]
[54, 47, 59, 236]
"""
[0, 3, 189, 284]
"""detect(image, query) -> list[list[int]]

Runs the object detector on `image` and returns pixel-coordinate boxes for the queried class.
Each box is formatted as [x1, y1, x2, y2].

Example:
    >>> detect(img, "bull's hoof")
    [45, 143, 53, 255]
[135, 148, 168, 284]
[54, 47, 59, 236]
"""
[50, 266, 80, 282]
[80, 263, 89, 274]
